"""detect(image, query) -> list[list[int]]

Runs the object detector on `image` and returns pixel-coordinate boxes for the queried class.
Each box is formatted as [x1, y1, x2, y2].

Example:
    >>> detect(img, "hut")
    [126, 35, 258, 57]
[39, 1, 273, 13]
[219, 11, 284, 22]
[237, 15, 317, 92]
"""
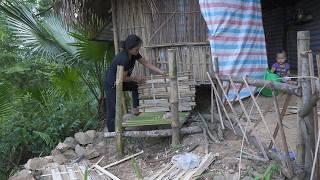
[100, 0, 320, 80]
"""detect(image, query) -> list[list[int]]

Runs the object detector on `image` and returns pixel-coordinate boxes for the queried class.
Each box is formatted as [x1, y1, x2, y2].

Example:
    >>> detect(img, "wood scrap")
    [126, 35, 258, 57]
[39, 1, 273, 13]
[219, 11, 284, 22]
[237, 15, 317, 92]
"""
[93, 165, 120, 180]
[182, 152, 217, 180]
[146, 153, 217, 180]
[102, 151, 144, 169]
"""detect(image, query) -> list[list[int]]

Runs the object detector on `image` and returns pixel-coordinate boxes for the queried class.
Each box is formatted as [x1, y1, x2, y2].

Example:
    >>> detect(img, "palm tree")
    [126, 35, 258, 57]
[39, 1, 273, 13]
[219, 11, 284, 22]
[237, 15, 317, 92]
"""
[0, 0, 113, 121]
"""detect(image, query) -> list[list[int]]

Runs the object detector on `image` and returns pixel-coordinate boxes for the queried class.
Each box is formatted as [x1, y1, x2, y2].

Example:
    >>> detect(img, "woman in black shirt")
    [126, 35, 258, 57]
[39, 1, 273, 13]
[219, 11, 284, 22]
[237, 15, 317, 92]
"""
[104, 34, 165, 132]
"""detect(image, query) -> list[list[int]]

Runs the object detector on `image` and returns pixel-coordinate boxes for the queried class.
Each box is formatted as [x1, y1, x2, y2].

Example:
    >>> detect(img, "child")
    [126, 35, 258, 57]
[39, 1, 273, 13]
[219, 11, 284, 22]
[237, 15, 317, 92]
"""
[271, 50, 294, 84]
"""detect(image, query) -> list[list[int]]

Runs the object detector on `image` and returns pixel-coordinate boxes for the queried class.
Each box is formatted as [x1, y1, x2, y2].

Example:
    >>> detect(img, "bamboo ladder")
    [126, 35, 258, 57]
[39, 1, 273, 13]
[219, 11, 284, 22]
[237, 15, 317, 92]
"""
[112, 49, 194, 157]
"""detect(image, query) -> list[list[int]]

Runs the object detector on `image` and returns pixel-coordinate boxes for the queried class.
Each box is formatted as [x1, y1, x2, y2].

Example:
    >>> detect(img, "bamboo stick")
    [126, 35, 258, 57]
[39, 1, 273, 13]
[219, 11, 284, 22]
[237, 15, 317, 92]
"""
[212, 73, 248, 141]
[269, 94, 292, 149]
[242, 77, 276, 145]
[272, 91, 294, 178]
[102, 151, 144, 169]
[93, 165, 120, 180]
[168, 49, 180, 146]
[229, 77, 269, 160]
[116, 65, 124, 157]
[206, 73, 236, 135]
[309, 52, 318, 153]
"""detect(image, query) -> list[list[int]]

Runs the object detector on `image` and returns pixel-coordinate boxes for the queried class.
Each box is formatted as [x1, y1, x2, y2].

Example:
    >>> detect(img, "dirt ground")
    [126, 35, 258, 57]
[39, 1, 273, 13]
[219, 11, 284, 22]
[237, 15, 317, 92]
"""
[90, 88, 298, 179]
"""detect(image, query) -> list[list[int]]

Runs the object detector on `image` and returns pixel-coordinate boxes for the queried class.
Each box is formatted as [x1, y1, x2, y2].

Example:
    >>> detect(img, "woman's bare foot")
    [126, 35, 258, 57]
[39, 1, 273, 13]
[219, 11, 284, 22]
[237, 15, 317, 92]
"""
[132, 108, 141, 116]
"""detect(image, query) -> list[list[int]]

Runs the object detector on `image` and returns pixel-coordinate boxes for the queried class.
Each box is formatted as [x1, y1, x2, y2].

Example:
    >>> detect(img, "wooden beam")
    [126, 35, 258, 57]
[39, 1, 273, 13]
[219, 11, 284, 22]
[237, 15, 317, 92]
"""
[168, 49, 180, 146]
[144, 42, 209, 48]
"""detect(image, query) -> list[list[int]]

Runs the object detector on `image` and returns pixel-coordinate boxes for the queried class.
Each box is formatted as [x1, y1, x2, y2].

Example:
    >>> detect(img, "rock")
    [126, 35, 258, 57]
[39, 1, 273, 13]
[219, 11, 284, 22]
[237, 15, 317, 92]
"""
[63, 149, 77, 159]
[75, 144, 86, 156]
[85, 130, 96, 140]
[95, 141, 107, 154]
[43, 156, 54, 163]
[74, 132, 93, 145]
[9, 169, 35, 180]
[24, 158, 49, 170]
[93, 132, 104, 144]
[51, 149, 61, 156]
[63, 137, 78, 149]
[85, 144, 100, 159]
[53, 154, 68, 165]
[56, 142, 70, 152]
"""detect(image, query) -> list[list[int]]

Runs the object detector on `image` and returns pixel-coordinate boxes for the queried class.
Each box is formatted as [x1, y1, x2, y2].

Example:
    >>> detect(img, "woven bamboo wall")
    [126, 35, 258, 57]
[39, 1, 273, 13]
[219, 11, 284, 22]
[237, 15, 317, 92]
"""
[114, 0, 212, 84]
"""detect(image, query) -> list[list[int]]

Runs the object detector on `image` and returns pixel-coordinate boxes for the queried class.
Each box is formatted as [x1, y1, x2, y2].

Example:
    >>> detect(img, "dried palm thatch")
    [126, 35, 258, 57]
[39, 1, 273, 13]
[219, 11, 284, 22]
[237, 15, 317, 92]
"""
[53, 0, 111, 30]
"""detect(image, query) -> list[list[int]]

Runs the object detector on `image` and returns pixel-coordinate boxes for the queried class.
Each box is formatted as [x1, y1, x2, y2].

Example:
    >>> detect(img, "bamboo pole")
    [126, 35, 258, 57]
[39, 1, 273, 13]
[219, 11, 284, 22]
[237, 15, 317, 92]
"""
[242, 77, 276, 145]
[168, 49, 180, 146]
[206, 73, 236, 135]
[272, 91, 294, 178]
[111, 0, 119, 54]
[116, 65, 124, 157]
[211, 74, 301, 96]
[213, 73, 248, 142]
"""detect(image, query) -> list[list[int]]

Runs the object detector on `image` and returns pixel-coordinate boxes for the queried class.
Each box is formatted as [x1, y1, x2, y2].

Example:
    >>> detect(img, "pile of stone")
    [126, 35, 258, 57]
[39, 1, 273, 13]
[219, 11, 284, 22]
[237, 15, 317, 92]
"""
[9, 130, 106, 180]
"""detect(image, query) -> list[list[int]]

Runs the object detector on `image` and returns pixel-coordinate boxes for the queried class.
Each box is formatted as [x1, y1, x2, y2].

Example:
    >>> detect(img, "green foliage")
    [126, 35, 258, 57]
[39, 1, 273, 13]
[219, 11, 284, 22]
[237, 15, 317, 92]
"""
[0, 83, 13, 122]
[254, 162, 280, 180]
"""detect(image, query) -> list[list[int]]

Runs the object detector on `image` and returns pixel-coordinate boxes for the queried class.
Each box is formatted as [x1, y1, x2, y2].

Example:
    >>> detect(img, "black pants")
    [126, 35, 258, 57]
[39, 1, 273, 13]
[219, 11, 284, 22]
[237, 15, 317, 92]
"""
[105, 81, 139, 132]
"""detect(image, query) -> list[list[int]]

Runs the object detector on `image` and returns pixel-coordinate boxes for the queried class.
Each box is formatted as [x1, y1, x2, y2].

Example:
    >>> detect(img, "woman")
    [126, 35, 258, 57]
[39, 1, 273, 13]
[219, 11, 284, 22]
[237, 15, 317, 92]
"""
[104, 34, 165, 132]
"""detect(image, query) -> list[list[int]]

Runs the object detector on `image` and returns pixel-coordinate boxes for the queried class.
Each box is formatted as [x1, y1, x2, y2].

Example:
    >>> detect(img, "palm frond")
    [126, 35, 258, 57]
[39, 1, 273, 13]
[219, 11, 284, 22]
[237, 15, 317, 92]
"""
[0, 83, 13, 122]
[0, 0, 76, 61]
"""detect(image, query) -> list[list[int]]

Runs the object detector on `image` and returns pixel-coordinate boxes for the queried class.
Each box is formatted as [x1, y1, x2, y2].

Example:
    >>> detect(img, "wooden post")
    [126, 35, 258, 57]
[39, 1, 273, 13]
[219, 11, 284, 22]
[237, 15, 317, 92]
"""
[297, 31, 313, 176]
[111, 0, 119, 54]
[168, 49, 180, 146]
[115, 65, 124, 157]
[272, 91, 294, 178]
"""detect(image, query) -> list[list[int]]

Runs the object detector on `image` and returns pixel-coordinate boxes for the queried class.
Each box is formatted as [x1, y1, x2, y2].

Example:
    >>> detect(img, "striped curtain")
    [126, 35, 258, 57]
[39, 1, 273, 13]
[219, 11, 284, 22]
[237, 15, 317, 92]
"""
[199, 0, 268, 99]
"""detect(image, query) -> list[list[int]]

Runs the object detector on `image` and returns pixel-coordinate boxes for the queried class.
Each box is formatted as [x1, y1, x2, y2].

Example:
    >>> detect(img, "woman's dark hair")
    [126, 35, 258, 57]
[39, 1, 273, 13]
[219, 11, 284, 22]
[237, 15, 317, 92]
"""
[120, 34, 142, 51]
